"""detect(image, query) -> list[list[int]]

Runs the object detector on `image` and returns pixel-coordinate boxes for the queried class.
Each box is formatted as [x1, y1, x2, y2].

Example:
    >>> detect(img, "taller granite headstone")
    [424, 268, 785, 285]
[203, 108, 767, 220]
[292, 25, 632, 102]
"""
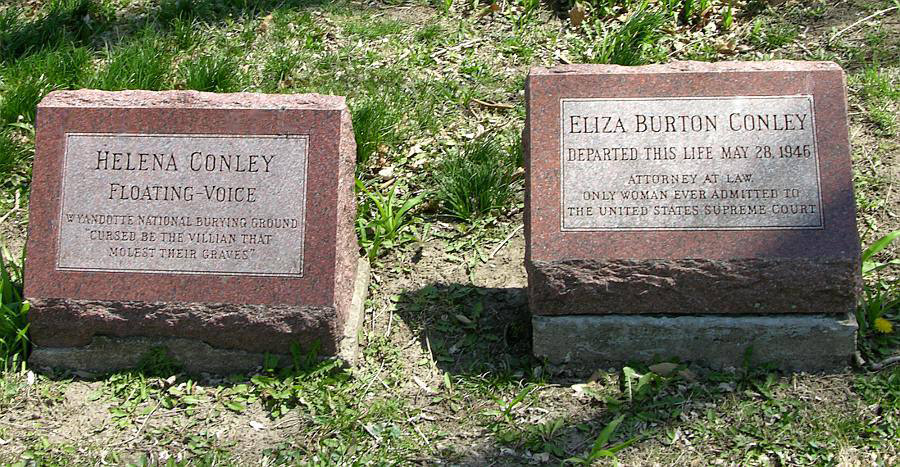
[525, 61, 860, 371]
[25, 90, 367, 374]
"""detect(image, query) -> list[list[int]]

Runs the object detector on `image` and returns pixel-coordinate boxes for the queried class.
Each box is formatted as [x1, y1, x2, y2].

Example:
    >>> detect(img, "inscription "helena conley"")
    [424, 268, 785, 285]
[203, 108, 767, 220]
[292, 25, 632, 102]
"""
[560, 96, 824, 231]
[56, 133, 309, 277]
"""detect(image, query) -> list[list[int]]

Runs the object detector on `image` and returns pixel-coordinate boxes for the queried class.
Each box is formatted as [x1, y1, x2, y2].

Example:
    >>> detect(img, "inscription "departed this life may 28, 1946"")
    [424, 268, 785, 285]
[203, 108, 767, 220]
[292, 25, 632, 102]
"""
[560, 95, 824, 231]
[56, 133, 309, 277]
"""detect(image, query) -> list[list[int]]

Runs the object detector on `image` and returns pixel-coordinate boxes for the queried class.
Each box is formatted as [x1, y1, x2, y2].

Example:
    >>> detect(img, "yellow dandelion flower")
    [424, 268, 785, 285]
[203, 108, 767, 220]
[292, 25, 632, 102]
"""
[874, 317, 893, 334]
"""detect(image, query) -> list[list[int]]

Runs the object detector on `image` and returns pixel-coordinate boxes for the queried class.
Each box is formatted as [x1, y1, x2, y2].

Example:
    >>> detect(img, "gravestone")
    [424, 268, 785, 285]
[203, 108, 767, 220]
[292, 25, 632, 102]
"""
[524, 61, 860, 371]
[25, 90, 367, 374]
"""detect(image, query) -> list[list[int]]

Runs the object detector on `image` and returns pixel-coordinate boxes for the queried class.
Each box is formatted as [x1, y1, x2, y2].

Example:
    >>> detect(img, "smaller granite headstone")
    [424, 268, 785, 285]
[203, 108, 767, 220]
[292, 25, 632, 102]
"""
[25, 90, 367, 374]
[524, 61, 860, 371]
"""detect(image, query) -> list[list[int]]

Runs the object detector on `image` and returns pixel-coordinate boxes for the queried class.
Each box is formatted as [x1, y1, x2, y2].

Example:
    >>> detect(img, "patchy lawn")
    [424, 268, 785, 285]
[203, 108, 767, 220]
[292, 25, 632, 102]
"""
[0, 0, 898, 464]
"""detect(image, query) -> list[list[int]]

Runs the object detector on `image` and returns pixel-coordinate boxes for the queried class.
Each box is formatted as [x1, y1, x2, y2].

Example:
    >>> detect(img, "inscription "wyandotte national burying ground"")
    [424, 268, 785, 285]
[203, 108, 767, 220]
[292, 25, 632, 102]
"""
[560, 96, 823, 230]
[56, 133, 309, 277]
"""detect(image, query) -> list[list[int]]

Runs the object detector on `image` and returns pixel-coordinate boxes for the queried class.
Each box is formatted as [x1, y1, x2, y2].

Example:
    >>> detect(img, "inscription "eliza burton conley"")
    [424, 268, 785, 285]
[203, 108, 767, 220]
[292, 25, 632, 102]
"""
[56, 133, 310, 277]
[560, 96, 823, 231]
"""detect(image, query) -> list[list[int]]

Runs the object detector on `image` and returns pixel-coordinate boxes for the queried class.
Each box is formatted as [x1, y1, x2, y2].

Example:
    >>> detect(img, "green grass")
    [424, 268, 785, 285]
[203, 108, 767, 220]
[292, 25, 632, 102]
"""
[851, 66, 899, 136]
[415, 24, 444, 42]
[0, 0, 898, 464]
[857, 232, 900, 362]
[749, 17, 798, 50]
[577, 5, 667, 65]
[0, 0, 112, 62]
[435, 137, 520, 222]
[351, 96, 404, 169]
[344, 17, 406, 39]
[87, 31, 174, 91]
[0, 247, 28, 371]
[261, 46, 305, 91]
[854, 367, 900, 438]
[178, 52, 245, 92]
[0, 45, 91, 124]
[0, 132, 29, 178]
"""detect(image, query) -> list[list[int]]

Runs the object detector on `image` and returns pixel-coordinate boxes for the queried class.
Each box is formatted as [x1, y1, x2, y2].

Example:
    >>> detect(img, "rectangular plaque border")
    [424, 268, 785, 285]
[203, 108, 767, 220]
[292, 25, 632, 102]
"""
[55, 132, 310, 278]
[557, 95, 825, 232]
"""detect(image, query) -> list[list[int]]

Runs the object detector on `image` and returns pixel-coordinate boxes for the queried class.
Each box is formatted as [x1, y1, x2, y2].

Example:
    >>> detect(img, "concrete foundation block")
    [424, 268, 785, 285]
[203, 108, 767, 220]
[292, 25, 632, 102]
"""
[533, 312, 857, 373]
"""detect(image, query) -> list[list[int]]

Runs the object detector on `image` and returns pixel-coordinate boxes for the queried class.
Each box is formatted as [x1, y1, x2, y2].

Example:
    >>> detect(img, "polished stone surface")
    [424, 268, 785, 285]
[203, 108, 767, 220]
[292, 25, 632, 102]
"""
[560, 95, 821, 230]
[57, 133, 310, 277]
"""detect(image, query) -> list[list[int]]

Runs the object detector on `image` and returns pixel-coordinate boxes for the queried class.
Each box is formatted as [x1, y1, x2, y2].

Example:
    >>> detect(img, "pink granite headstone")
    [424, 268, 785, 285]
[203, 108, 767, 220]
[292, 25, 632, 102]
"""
[524, 61, 860, 371]
[25, 90, 368, 374]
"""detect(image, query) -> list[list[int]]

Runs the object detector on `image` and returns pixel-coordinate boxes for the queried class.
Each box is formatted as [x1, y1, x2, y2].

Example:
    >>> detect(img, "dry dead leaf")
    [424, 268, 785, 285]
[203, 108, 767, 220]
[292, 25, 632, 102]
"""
[413, 376, 437, 394]
[678, 369, 698, 382]
[377, 166, 394, 180]
[649, 362, 678, 376]
[249, 420, 267, 431]
[454, 313, 472, 325]
[716, 39, 737, 55]
[569, 5, 586, 28]
[258, 13, 274, 33]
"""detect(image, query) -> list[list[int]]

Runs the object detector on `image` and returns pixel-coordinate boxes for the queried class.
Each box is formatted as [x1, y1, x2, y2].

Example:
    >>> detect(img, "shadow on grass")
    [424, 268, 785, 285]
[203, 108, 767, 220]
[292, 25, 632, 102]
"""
[0, 0, 345, 63]
[394, 283, 535, 378]
[390, 276, 897, 464]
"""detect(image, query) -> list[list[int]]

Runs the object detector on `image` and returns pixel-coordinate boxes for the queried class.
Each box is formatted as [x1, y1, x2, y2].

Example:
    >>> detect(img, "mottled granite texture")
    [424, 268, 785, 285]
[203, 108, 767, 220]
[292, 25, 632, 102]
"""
[525, 61, 861, 316]
[25, 90, 364, 370]
[29, 259, 370, 374]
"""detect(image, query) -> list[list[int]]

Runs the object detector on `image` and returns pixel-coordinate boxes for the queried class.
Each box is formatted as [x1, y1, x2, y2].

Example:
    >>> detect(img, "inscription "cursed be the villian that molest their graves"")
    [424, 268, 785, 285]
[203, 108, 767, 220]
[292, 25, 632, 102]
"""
[56, 133, 309, 277]
[560, 96, 824, 231]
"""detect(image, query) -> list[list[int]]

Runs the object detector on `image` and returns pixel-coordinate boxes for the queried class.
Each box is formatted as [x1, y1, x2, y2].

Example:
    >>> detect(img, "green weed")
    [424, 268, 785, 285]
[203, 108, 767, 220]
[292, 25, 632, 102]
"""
[583, 5, 666, 65]
[170, 17, 207, 51]
[523, 418, 567, 457]
[356, 180, 423, 261]
[0, 246, 29, 371]
[512, 0, 542, 30]
[867, 107, 897, 136]
[262, 46, 304, 90]
[564, 415, 637, 465]
[486, 384, 538, 423]
[179, 52, 244, 92]
[88, 31, 173, 91]
[862, 231, 900, 276]
[620, 366, 660, 402]
[103, 348, 204, 428]
[856, 231, 900, 361]
[351, 97, 403, 169]
[676, 0, 712, 26]
[268, 9, 323, 45]
[749, 17, 797, 50]
[435, 138, 519, 222]
[852, 66, 899, 136]
[722, 1, 734, 30]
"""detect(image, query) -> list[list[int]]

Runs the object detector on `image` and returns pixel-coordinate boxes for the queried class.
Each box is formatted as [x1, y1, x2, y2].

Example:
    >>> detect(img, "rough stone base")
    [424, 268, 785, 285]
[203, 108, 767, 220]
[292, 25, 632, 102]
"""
[533, 313, 857, 373]
[29, 259, 370, 375]
[527, 258, 860, 316]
